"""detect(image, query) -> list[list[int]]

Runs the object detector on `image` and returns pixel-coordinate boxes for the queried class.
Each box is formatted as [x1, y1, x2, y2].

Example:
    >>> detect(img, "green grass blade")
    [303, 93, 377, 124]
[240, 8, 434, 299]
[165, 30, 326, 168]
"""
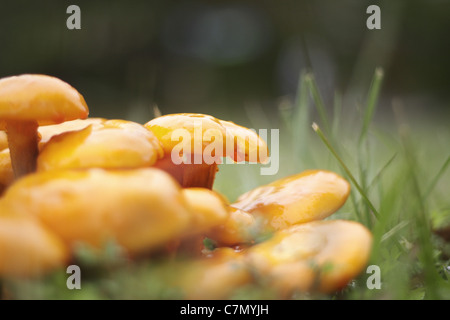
[306, 73, 331, 135]
[381, 220, 410, 242]
[359, 68, 384, 145]
[348, 187, 365, 224]
[278, 98, 293, 133]
[292, 70, 312, 165]
[312, 122, 380, 220]
[367, 153, 398, 190]
[357, 139, 372, 227]
[294, 70, 311, 137]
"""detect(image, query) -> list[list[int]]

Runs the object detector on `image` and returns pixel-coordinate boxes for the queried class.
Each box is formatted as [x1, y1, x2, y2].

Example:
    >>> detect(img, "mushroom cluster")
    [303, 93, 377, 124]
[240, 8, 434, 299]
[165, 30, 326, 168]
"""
[0, 74, 372, 299]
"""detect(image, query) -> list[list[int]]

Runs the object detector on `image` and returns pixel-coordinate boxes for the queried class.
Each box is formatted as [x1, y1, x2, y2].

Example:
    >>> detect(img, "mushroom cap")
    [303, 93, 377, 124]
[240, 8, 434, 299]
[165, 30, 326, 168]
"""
[0, 168, 191, 255]
[0, 119, 106, 192]
[37, 119, 164, 171]
[246, 220, 372, 294]
[0, 210, 69, 277]
[0, 74, 88, 129]
[145, 113, 268, 163]
[38, 118, 105, 147]
[232, 170, 351, 231]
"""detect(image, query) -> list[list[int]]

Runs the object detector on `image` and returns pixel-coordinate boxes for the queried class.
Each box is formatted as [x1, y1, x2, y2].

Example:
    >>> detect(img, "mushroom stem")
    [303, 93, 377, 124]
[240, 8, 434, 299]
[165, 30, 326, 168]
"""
[154, 154, 218, 189]
[6, 120, 39, 178]
[182, 162, 218, 189]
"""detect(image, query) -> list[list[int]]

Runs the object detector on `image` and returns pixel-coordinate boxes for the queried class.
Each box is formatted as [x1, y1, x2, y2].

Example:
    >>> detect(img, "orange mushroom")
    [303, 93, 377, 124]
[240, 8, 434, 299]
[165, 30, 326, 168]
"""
[235, 169, 350, 229]
[245, 220, 372, 295]
[37, 119, 163, 171]
[0, 74, 89, 178]
[0, 118, 103, 194]
[145, 113, 268, 189]
[207, 170, 351, 245]
[0, 168, 191, 256]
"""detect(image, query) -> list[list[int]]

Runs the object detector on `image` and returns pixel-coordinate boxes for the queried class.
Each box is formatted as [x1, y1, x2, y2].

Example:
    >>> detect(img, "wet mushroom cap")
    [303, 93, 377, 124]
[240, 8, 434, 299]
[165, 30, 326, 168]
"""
[0, 168, 191, 255]
[37, 119, 163, 171]
[145, 113, 268, 163]
[145, 113, 224, 156]
[245, 220, 372, 294]
[145, 113, 268, 188]
[0, 210, 69, 277]
[219, 119, 269, 163]
[232, 170, 351, 231]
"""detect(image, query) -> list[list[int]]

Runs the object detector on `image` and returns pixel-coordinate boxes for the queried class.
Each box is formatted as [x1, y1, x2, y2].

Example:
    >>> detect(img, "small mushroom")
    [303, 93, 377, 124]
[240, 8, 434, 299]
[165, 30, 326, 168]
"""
[245, 220, 372, 295]
[37, 119, 163, 171]
[0, 74, 89, 178]
[145, 113, 268, 189]
[0, 168, 191, 256]
[0, 208, 69, 277]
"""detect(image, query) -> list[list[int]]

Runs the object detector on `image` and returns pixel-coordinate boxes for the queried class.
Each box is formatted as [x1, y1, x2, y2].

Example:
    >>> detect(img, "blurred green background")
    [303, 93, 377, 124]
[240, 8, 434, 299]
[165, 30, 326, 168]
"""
[2, 0, 450, 300]
[1, 0, 449, 123]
